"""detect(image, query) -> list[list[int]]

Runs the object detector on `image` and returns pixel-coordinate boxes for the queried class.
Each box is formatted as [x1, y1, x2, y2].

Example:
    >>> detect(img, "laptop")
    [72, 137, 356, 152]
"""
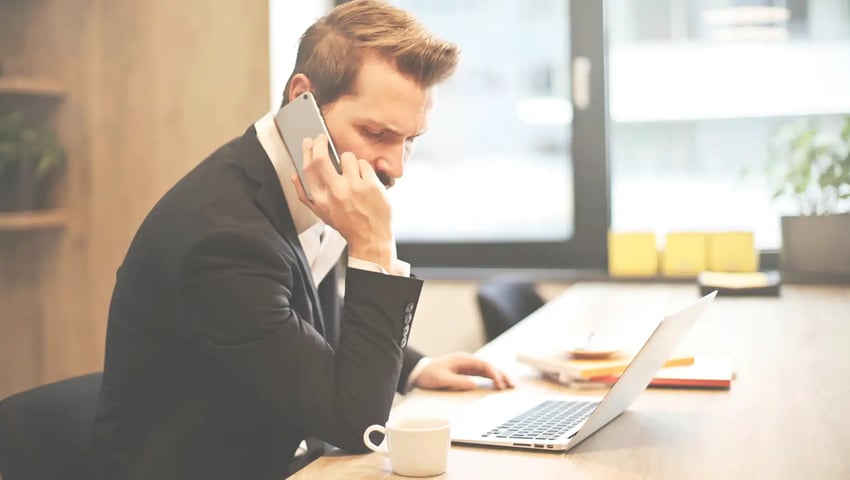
[451, 290, 717, 452]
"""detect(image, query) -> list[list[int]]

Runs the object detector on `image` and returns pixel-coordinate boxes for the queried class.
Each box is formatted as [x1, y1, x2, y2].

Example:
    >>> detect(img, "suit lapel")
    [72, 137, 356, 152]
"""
[234, 126, 326, 337]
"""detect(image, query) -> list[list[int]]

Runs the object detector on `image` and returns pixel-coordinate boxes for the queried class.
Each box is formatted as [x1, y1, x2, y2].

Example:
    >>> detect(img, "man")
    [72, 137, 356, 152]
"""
[92, 1, 512, 479]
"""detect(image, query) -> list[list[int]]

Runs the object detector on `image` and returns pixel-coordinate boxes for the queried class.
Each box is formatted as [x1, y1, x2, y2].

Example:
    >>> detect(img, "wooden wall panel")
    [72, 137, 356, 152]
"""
[0, 0, 79, 397]
[0, 0, 269, 397]
[25, 0, 99, 385]
[86, 0, 271, 372]
[0, 237, 44, 398]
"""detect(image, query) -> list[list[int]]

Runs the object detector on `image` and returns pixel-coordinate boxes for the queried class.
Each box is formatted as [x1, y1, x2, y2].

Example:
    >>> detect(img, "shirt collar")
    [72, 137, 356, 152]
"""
[254, 111, 320, 235]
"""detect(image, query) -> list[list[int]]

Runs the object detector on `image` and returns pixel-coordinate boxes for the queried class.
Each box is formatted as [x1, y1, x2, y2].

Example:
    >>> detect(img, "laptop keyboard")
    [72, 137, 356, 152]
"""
[480, 400, 598, 441]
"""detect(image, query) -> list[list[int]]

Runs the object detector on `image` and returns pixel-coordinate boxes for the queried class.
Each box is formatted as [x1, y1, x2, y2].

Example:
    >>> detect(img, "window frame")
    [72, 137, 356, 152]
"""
[394, 0, 611, 269]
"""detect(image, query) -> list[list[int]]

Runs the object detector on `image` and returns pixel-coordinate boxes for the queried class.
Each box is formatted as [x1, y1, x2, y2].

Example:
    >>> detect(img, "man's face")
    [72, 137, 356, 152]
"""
[320, 58, 433, 188]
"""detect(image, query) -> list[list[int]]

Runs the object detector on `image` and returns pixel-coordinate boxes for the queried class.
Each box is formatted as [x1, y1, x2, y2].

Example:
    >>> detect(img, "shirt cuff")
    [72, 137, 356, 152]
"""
[406, 357, 432, 391]
[348, 257, 411, 277]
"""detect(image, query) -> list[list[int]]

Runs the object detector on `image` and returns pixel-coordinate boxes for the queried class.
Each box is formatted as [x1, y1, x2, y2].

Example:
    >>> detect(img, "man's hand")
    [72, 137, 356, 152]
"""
[292, 135, 395, 271]
[414, 352, 515, 391]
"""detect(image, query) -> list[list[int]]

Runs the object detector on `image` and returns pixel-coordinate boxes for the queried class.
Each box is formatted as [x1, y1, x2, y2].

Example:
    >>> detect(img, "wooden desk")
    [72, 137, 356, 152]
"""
[291, 283, 850, 479]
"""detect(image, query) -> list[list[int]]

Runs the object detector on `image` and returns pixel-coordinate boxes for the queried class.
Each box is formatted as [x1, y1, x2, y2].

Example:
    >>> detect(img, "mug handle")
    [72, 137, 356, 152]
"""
[362, 424, 389, 456]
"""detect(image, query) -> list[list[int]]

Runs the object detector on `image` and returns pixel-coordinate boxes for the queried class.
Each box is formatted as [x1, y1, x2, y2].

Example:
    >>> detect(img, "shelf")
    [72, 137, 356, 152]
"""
[0, 76, 67, 98]
[0, 209, 69, 231]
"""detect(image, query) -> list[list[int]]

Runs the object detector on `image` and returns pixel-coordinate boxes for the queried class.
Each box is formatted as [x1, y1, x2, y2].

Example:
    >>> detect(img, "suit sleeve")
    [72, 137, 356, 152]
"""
[177, 229, 423, 453]
[321, 265, 425, 394]
[399, 347, 424, 394]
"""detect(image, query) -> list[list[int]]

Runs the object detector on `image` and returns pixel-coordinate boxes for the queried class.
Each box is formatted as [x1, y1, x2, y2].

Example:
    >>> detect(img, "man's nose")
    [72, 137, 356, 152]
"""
[375, 143, 406, 180]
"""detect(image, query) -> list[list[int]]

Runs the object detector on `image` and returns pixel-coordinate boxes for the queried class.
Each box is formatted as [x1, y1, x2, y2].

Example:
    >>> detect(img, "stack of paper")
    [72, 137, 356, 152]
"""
[697, 271, 781, 297]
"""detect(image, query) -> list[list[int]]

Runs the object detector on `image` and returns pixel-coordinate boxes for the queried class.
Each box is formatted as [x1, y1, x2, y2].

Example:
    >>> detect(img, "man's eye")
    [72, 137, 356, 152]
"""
[365, 129, 384, 139]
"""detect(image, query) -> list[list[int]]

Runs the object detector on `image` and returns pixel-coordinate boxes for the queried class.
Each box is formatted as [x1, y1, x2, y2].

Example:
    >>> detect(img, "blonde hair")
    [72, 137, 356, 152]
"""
[282, 0, 459, 107]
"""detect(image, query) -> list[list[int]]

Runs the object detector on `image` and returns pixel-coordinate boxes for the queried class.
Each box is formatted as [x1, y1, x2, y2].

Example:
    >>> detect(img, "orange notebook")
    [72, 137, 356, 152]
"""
[586, 355, 734, 389]
[517, 351, 695, 380]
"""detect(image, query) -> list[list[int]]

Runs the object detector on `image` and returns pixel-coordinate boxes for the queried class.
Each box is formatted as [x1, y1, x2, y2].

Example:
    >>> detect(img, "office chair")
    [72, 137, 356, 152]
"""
[476, 278, 546, 342]
[0, 372, 102, 480]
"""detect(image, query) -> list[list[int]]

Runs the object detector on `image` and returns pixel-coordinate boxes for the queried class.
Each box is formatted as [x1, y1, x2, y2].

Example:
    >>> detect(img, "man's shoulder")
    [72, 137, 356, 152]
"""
[122, 134, 287, 273]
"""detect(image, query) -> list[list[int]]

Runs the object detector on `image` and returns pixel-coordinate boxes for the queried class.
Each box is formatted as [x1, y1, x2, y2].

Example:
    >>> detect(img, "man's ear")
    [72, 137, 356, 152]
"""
[287, 74, 313, 103]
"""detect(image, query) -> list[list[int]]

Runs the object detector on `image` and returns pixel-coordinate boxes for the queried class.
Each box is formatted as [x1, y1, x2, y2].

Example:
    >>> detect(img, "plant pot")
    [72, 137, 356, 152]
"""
[0, 161, 37, 212]
[780, 214, 850, 282]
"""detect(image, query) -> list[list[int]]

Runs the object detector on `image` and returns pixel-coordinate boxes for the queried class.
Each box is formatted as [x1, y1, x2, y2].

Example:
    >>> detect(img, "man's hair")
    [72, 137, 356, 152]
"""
[282, 0, 459, 107]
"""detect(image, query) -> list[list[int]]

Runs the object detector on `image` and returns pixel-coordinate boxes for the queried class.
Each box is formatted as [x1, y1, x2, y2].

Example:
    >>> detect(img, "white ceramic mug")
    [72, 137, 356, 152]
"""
[362, 417, 451, 477]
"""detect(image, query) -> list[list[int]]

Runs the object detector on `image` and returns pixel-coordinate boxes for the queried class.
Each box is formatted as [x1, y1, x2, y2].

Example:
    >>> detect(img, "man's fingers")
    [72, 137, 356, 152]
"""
[358, 159, 383, 187]
[301, 137, 313, 173]
[291, 175, 312, 205]
[455, 357, 506, 390]
[460, 355, 515, 389]
[495, 370, 514, 389]
[415, 354, 515, 392]
[454, 356, 495, 376]
[306, 134, 340, 182]
[503, 372, 516, 389]
[441, 374, 478, 391]
[340, 152, 360, 181]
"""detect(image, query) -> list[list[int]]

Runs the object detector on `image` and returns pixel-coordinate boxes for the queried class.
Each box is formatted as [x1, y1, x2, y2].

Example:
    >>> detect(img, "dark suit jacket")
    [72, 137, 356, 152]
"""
[91, 126, 424, 480]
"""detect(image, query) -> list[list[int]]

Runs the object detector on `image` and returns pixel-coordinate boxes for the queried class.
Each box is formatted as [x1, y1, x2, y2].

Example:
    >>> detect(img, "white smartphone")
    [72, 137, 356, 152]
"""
[273, 91, 342, 200]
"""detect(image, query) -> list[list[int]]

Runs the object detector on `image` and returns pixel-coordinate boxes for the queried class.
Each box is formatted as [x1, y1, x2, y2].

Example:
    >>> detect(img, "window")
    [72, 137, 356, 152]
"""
[274, 1, 850, 269]
[390, 0, 572, 243]
[387, 1, 608, 268]
[300, 1, 610, 268]
[608, 0, 850, 249]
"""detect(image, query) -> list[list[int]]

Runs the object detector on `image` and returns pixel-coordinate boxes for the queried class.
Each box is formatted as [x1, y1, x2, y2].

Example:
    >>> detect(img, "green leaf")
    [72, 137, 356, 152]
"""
[792, 128, 816, 153]
[0, 111, 66, 185]
[819, 169, 837, 188]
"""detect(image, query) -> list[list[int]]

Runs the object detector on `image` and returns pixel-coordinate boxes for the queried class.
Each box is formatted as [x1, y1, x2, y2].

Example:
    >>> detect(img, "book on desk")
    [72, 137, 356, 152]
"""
[518, 351, 735, 389]
[581, 354, 735, 389]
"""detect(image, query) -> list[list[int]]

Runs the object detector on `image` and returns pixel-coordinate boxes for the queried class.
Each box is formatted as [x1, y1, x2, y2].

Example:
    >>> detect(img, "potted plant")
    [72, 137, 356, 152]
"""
[0, 110, 66, 212]
[766, 115, 850, 281]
